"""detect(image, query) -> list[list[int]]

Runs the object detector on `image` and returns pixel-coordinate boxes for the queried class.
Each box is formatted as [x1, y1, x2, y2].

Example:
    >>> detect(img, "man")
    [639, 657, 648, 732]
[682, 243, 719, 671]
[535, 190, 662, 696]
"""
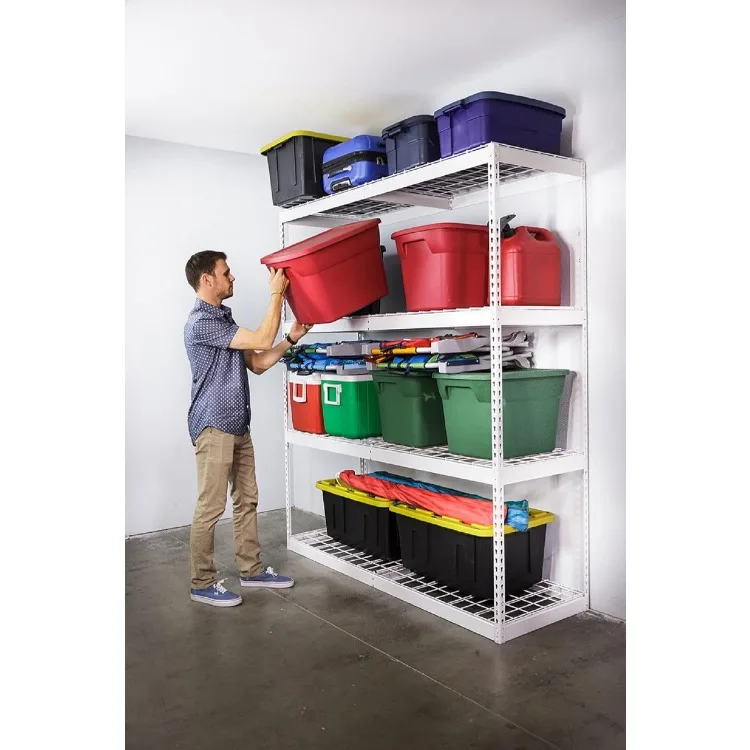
[183, 250, 311, 607]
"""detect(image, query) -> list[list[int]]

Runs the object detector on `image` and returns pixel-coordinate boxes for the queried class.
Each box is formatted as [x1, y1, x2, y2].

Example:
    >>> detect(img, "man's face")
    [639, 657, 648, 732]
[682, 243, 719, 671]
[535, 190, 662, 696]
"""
[206, 259, 235, 300]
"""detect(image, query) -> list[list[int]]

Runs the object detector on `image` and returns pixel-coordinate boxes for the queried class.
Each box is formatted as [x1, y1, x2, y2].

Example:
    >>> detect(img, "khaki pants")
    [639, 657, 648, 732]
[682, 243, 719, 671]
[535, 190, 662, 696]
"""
[190, 427, 263, 589]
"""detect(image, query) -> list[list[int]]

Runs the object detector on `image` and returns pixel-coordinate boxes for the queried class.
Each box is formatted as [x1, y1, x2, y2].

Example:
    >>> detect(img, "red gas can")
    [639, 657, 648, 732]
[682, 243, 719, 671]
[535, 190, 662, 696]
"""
[391, 222, 489, 311]
[288, 373, 325, 434]
[261, 219, 387, 324]
[495, 215, 561, 306]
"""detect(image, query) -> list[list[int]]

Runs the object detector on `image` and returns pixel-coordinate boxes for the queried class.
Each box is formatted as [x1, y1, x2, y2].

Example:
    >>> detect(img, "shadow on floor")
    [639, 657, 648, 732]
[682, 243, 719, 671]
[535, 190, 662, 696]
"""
[126, 509, 625, 750]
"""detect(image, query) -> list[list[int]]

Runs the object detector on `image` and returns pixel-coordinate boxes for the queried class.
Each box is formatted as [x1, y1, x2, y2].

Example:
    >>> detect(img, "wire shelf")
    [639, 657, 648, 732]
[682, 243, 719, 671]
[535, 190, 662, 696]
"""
[280, 153, 543, 221]
[319, 161, 542, 220]
[321, 198, 406, 220]
[384, 164, 489, 200]
[504, 580, 585, 623]
[287, 429, 584, 483]
[291, 529, 584, 627]
[365, 437, 494, 469]
[294, 528, 494, 623]
[281, 141, 589, 643]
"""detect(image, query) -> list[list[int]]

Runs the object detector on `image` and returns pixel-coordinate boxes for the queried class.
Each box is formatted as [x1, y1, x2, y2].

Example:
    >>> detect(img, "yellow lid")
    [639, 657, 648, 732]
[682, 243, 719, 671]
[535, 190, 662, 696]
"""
[260, 131, 348, 155]
[389, 502, 555, 537]
[315, 478, 391, 509]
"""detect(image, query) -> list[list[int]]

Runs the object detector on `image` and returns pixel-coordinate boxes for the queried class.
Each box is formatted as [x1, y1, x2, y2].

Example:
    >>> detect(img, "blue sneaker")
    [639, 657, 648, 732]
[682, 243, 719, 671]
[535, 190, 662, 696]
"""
[240, 566, 295, 589]
[190, 579, 242, 607]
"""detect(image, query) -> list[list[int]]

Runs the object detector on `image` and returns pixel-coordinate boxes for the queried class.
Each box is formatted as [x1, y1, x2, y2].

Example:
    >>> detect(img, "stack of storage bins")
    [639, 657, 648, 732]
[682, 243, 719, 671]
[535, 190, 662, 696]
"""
[315, 476, 556, 600]
[260, 92, 566, 206]
[391, 216, 563, 312]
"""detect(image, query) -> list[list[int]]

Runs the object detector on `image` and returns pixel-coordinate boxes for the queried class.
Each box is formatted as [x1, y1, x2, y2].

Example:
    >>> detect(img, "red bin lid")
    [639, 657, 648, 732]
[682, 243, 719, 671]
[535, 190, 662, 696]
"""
[261, 219, 381, 265]
[391, 222, 488, 239]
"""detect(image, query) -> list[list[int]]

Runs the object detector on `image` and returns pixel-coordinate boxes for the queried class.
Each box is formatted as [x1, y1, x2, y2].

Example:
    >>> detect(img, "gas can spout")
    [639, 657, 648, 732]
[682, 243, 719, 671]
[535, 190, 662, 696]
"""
[500, 214, 516, 239]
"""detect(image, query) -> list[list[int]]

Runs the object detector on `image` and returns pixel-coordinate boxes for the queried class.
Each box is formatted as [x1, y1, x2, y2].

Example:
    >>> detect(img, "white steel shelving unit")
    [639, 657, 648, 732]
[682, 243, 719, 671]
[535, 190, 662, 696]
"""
[279, 142, 589, 644]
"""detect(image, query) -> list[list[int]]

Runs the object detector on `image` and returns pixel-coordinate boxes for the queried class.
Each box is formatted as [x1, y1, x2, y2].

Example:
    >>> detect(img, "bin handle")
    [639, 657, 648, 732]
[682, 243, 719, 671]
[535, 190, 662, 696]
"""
[323, 383, 341, 406]
[292, 382, 307, 403]
[330, 176, 352, 192]
[382, 123, 404, 139]
[439, 101, 464, 115]
[523, 226, 555, 242]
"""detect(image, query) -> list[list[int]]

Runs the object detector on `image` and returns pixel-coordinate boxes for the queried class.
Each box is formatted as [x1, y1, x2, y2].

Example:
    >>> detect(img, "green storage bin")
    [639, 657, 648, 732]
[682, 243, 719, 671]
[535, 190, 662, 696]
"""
[433, 369, 570, 459]
[321, 374, 381, 439]
[372, 371, 447, 448]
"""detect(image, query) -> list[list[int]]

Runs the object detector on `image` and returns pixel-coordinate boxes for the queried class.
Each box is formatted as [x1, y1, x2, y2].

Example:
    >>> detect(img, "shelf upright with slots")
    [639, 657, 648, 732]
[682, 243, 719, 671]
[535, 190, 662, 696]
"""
[278, 142, 589, 643]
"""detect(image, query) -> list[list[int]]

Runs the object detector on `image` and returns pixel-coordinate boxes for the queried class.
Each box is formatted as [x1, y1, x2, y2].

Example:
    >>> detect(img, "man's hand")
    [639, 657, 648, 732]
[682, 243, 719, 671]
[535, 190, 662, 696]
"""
[269, 268, 289, 297]
[289, 320, 313, 344]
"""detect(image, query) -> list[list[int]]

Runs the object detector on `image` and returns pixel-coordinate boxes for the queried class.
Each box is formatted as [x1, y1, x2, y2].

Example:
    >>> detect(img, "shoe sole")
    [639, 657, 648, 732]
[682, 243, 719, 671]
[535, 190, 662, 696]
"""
[190, 593, 243, 607]
[240, 580, 295, 589]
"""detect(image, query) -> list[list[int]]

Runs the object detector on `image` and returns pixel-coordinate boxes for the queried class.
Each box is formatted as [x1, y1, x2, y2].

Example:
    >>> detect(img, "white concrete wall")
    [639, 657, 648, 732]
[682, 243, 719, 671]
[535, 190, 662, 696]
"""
[125, 136, 284, 536]
[433, 17, 625, 618]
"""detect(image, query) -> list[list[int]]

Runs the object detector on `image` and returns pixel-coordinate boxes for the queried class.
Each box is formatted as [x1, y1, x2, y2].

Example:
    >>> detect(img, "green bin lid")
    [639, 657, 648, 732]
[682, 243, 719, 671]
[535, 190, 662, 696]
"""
[372, 370, 434, 380]
[432, 369, 569, 382]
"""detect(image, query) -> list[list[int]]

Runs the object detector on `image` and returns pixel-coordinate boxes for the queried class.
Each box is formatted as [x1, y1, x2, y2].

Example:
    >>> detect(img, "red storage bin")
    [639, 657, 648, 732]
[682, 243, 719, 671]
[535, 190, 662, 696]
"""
[288, 373, 325, 434]
[391, 223, 489, 312]
[497, 219, 561, 306]
[261, 219, 387, 324]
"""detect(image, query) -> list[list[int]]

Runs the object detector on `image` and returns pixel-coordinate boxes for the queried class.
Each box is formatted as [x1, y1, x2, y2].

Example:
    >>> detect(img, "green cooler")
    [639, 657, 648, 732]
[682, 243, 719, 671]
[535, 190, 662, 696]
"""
[321, 374, 381, 439]
[433, 369, 570, 459]
[372, 370, 447, 447]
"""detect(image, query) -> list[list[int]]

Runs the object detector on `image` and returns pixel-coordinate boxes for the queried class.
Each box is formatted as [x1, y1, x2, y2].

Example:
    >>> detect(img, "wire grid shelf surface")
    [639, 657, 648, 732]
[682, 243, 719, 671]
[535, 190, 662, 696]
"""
[504, 580, 584, 623]
[292, 529, 583, 625]
[282, 154, 542, 220]
[294, 528, 494, 622]
[321, 198, 405, 220]
[365, 437, 493, 468]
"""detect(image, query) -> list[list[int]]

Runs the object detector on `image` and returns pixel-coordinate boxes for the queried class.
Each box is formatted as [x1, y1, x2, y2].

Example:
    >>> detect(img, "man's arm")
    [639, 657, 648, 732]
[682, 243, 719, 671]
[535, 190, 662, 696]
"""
[227, 293, 284, 351]
[244, 320, 313, 375]
[243, 338, 291, 375]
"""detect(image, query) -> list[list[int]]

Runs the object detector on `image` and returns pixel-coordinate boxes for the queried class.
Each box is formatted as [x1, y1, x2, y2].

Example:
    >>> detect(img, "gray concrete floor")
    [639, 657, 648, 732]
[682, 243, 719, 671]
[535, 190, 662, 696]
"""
[126, 509, 625, 750]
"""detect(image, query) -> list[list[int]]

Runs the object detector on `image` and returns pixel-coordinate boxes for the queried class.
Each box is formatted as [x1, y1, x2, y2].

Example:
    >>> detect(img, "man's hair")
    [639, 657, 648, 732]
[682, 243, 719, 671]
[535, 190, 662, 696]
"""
[185, 251, 227, 291]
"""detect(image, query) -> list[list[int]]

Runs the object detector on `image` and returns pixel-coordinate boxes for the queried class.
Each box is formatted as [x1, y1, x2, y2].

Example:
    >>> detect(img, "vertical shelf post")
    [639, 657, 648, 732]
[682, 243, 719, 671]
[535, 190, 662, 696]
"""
[280, 218, 292, 545]
[488, 144, 506, 644]
[580, 162, 591, 605]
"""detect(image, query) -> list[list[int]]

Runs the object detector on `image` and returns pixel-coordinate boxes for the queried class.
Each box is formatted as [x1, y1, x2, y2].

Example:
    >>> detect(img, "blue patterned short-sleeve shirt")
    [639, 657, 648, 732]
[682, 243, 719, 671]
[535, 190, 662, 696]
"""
[184, 298, 250, 444]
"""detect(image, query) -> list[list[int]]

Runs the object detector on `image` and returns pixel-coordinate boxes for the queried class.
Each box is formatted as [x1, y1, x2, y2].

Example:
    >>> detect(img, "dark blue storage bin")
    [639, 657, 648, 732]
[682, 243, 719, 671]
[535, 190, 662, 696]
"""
[434, 92, 566, 157]
[381, 115, 440, 174]
[322, 135, 388, 194]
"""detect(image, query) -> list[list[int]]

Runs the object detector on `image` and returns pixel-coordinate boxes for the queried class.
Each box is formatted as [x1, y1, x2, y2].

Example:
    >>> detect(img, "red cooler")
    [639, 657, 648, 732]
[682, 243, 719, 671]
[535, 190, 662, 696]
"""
[261, 219, 387, 324]
[391, 223, 489, 312]
[288, 373, 325, 434]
